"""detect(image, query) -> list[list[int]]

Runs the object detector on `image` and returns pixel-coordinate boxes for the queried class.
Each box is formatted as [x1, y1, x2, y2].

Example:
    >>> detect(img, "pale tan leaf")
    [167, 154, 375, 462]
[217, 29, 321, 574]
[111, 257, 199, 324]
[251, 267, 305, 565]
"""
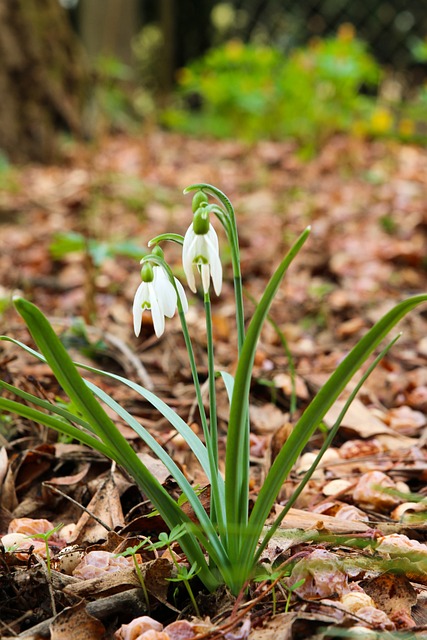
[50, 601, 105, 640]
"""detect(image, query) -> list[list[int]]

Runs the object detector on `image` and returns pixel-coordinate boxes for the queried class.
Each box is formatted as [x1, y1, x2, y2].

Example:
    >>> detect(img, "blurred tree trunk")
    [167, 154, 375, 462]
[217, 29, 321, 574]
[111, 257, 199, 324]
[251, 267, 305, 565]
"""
[0, 0, 89, 164]
[158, 0, 175, 93]
[79, 0, 141, 66]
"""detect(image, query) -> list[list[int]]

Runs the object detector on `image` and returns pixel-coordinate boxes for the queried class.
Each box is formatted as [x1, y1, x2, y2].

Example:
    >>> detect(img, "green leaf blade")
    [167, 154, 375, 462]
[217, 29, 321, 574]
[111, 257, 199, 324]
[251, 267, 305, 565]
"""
[242, 293, 427, 578]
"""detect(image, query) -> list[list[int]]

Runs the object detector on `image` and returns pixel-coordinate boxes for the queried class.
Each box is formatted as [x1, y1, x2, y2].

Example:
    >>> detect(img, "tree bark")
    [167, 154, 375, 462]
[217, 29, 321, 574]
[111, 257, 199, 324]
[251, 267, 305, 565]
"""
[0, 0, 89, 163]
[78, 0, 141, 66]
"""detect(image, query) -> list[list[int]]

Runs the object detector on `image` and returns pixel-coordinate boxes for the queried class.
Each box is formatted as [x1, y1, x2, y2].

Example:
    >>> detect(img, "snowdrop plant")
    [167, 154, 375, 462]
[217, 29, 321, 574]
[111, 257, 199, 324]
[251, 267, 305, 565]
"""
[1, 183, 427, 597]
[182, 203, 222, 296]
[133, 247, 188, 338]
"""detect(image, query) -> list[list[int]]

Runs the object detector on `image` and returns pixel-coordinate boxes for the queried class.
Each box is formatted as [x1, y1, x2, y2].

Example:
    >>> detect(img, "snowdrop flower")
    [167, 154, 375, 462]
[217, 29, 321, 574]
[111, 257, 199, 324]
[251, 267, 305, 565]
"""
[182, 207, 222, 296]
[133, 262, 188, 338]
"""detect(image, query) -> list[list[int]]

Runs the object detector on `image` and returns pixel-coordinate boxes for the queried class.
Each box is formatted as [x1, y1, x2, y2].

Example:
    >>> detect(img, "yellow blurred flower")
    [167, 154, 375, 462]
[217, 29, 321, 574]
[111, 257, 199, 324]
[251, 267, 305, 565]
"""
[370, 107, 393, 134]
[225, 39, 244, 60]
[176, 67, 193, 87]
[398, 118, 415, 138]
[338, 23, 356, 42]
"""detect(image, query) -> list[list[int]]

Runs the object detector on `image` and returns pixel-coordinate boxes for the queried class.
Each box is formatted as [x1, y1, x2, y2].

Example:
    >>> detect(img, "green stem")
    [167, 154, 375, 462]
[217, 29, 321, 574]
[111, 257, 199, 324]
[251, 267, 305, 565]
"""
[184, 579, 201, 617]
[133, 554, 150, 612]
[178, 306, 226, 536]
[204, 292, 218, 466]
[204, 291, 219, 528]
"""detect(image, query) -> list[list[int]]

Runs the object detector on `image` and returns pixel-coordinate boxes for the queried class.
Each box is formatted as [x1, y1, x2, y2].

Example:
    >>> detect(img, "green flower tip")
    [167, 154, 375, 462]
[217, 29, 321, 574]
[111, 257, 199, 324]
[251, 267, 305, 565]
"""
[140, 262, 154, 282]
[151, 245, 164, 260]
[192, 191, 209, 213]
[192, 208, 210, 235]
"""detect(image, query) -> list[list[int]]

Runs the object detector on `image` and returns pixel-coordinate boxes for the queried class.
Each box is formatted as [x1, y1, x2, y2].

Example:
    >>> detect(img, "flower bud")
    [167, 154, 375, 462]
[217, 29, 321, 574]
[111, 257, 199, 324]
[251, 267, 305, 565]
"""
[192, 191, 209, 213]
[140, 262, 154, 282]
[151, 245, 165, 260]
[192, 208, 210, 235]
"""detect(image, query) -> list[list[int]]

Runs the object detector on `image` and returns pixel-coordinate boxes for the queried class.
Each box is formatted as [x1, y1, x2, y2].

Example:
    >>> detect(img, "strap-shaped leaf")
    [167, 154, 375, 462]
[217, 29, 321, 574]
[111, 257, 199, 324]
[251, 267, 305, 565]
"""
[224, 228, 310, 563]
[243, 294, 427, 573]
[219, 370, 234, 404]
[3, 299, 219, 591]
[0, 396, 115, 457]
[0, 379, 100, 436]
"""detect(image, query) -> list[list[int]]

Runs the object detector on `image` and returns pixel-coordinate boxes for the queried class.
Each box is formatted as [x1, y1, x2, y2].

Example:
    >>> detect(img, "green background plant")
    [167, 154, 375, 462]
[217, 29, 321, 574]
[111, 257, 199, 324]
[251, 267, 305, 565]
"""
[162, 30, 381, 152]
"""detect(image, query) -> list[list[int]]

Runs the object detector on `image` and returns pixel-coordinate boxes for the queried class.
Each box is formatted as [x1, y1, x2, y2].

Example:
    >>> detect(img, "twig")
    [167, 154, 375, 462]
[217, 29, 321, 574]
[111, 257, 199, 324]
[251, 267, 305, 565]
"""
[42, 482, 112, 533]
[34, 554, 57, 617]
[18, 588, 148, 638]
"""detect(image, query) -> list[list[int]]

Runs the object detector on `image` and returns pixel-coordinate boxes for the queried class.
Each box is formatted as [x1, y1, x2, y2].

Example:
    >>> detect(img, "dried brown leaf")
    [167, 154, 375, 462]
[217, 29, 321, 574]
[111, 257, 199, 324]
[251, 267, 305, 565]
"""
[50, 601, 106, 640]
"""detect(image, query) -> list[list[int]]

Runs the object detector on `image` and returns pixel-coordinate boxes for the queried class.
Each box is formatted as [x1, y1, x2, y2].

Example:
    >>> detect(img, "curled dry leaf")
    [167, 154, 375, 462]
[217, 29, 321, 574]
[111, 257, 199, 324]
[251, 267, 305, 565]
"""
[114, 616, 163, 640]
[8, 517, 55, 537]
[322, 478, 353, 496]
[164, 619, 199, 639]
[1, 532, 28, 549]
[58, 523, 77, 542]
[384, 405, 426, 436]
[115, 616, 207, 640]
[273, 372, 309, 400]
[353, 606, 395, 631]
[249, 433, 268, 458]
[49, 600, 106, 640]
[340, 590, 375, 613]
[73, 550, 133, 579]
[406, 385, 427, 411]
[334, 504, 370, 523]
[376, 533, 427, 557]
[287, 549, 349, 599]
[352, 471, 400, 511]
[250, 403, 289, 434]
[339, 439, 383, 459]
[2, 527, 51, 560]
[391, 502, 427, 522]
[345, 626, 378, 638]
[375, 534, 427, 585]
[295, 452, 324, 479]
[360, 573, 417, 625]
[320, 448, 342, 465]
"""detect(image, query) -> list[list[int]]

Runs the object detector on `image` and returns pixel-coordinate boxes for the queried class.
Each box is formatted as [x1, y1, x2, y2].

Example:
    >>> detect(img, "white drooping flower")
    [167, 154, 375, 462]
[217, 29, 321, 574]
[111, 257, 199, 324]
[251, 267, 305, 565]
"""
[133, 262, 188, 338]
[182, 208, 222, 296]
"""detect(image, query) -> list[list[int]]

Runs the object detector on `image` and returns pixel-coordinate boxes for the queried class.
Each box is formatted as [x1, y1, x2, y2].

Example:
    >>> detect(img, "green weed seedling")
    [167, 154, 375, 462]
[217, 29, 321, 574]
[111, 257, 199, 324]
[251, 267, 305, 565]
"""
[115, 538, 153, 612]
[30, 523, 64, 577]
[168, 562, 201, 617]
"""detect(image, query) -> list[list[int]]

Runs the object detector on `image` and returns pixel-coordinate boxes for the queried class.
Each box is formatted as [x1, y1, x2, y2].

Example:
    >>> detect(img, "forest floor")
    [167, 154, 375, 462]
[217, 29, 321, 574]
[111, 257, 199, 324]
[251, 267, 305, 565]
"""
[1, 131, 427, 639]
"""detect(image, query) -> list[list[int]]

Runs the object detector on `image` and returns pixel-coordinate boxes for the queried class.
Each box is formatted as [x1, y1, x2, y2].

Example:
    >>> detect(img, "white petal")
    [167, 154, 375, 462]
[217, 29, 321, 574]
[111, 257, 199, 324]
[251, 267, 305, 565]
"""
[154, 267, 177, 318]
[183, 227, 198, 293]
[200, 263, 210, 293]
[210, 252, 222, 296]
[182, 225, 196, 260]
[205, 235, 223, 296]
[149, 283, 165, 337]
[207, 224, 219, 250]
[174, 277, 188, 313]
[132, 281, 148, 337]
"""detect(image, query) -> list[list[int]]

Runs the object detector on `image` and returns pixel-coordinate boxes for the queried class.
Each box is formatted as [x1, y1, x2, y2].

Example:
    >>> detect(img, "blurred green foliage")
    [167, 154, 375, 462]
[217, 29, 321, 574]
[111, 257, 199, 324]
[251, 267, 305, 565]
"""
[161, 26, 426, 152]
[50, 231, 145, 266]
[162, 26, 382, 151]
